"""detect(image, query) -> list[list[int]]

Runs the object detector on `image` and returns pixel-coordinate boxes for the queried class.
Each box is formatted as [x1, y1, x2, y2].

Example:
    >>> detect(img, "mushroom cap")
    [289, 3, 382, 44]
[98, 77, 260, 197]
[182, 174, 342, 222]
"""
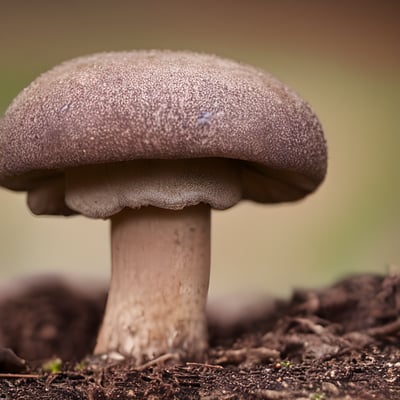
[0, 50, 327, 208]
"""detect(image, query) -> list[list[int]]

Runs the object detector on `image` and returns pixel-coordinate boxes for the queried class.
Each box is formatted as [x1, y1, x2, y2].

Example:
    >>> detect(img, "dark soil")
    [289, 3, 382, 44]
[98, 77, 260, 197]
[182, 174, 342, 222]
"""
[0, 271, 399, 399]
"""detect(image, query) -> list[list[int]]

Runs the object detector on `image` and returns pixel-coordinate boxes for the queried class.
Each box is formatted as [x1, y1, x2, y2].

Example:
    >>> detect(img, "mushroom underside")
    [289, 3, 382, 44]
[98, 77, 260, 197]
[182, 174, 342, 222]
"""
[25, 157, 317, 217]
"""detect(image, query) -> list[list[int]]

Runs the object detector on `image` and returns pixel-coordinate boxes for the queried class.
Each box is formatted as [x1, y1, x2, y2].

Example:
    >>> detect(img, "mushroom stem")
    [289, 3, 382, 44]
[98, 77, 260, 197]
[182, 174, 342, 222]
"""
[94, 204, 211, 364]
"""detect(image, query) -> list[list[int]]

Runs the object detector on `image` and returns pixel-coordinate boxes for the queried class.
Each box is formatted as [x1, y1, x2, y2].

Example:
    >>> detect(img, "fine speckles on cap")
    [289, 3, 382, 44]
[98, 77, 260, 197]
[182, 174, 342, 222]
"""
[0, 50, 327, 203]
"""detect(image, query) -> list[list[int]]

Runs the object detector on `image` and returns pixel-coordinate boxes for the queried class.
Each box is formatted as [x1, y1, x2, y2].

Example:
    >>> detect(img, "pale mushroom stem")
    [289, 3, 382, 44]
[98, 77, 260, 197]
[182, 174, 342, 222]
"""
[94, 204, 211, 364]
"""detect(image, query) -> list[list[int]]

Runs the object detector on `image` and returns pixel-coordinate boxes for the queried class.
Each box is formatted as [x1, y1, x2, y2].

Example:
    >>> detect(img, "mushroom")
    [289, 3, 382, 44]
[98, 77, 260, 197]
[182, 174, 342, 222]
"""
[0, 51, 327, 364]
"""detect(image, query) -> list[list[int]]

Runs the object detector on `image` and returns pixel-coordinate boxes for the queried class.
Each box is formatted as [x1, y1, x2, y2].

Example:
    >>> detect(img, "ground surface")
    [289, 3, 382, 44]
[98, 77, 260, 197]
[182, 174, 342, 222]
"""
[0, 272, 399, 399]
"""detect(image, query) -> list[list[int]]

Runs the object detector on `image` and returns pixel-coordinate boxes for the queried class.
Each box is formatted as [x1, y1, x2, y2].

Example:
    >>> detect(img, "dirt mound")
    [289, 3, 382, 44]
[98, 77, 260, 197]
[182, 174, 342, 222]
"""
[0, 272, 399, 399]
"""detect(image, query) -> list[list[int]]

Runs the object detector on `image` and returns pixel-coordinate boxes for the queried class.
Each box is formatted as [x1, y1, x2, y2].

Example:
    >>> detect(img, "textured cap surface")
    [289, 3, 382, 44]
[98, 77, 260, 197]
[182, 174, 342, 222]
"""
[0, 50, 327, 206]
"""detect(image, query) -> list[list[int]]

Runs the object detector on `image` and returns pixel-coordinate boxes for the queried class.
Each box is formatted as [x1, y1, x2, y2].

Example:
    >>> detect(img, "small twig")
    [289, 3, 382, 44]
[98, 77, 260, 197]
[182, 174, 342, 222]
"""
[185, 362, 223, 369]
[44, 373, 59, 391]
[0, 372, 41, 379]
[135, 353, 180, 371]
[367, 318, 400, 337]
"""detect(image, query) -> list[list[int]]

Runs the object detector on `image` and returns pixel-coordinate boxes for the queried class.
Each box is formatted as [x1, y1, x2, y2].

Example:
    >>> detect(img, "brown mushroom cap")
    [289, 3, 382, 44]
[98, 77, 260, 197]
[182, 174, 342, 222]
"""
[0, 50, 327, 212]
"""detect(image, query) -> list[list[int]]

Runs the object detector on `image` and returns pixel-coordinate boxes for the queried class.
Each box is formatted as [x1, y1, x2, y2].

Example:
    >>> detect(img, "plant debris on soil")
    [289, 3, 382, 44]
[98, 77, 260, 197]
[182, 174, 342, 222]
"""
[0, 271, 399, 399]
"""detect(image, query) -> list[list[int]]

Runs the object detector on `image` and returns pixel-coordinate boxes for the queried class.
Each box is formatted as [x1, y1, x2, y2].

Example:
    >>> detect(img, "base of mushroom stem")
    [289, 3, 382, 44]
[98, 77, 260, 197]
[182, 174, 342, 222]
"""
[90, 350, 185, 368]
[94, 204, 211, 365]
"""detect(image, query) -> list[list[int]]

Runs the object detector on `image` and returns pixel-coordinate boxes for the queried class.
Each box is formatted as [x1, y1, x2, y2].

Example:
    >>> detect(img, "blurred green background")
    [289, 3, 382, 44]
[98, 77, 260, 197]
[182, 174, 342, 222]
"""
[0, 0, 399, 297]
